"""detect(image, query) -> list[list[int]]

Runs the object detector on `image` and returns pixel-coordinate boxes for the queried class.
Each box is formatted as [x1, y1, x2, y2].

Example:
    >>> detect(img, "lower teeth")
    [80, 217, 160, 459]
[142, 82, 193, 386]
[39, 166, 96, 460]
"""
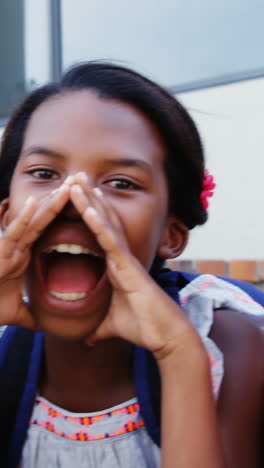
[50, 291, 87, 301]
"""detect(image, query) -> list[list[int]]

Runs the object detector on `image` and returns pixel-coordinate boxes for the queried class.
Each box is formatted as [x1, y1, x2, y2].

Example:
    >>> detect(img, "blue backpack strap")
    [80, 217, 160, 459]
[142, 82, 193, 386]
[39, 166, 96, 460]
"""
[9, 330, 43, 468]
[0, 326, 34, 467]
[133, 270, 182, 446]
[133, 346, 161, 446]
[0, 326, 43, 468]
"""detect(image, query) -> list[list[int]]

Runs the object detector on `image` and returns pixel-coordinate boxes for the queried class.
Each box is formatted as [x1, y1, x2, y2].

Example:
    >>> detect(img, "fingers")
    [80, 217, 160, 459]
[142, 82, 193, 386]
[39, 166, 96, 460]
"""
[19, 182, 70, 249]
[0, 180, 71, 262]
[72, 174, 121, 230]
[70, 173, 119, 221]
[85, 319, 115, 345]
[92, 187, 122, 232]
[69, 178, 146, 294]
[70, 180, 128, 261]
[0, 196, 38, 259]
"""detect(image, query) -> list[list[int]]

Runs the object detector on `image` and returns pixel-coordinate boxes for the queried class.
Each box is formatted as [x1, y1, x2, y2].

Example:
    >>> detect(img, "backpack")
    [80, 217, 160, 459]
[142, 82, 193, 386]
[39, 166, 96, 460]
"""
[1, 270, 264, 468]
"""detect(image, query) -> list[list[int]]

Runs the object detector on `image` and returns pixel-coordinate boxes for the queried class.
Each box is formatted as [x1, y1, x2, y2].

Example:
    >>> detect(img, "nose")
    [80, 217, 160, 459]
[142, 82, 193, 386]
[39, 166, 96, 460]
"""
[59, 201, 81, 221]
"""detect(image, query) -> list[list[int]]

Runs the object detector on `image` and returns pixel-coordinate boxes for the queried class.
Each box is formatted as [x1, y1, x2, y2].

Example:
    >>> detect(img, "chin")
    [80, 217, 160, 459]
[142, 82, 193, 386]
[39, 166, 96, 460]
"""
[25, 284, 111, 342]
[33, 310, 107, 342]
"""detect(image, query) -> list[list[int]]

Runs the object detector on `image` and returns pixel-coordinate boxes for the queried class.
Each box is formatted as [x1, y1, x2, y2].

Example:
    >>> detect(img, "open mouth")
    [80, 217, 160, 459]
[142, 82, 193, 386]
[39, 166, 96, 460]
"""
[40, 244, 106, 302]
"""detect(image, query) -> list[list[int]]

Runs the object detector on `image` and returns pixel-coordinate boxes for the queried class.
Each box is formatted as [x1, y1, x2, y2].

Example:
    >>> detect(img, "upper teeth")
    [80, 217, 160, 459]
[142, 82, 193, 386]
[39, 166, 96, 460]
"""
[45, 244, 100, 256]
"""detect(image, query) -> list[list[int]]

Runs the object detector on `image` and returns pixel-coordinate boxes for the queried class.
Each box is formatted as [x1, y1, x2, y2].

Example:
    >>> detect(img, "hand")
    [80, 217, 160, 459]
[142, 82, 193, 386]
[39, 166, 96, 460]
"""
[70, 176, 199, 361]
[0, 183, 70, 329]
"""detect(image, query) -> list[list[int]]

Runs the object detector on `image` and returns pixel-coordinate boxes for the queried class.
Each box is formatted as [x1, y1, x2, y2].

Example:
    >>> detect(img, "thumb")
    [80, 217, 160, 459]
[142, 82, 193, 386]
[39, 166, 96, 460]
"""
[85, 317, 116, 346]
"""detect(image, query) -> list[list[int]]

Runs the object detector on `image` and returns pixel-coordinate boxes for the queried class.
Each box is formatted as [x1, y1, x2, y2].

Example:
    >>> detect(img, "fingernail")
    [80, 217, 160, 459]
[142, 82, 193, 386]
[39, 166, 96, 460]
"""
[25, 196, 34, 205]
[87, 341, 95, 348]
[93, 187, 103, 198]
[72, 184, 84, 194]
[78, 172, 89, 183]
[51, 188, 59, 196]
[64, 175, 74, 185]
[85, 335, 96, 347]
[86, 206, 97, 217]
[51, 184, 68, 196]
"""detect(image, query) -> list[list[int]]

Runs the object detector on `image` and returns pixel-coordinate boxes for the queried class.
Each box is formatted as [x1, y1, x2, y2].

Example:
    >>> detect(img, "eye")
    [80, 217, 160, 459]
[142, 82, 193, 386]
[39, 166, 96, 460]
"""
[28, 168, 59, 180]
[105, 178, 141, 190]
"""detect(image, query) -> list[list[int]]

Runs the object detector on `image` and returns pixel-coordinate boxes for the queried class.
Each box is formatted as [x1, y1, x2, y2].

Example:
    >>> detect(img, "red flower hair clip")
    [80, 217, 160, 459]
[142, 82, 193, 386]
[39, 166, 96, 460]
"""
[200, 170, 216, 211]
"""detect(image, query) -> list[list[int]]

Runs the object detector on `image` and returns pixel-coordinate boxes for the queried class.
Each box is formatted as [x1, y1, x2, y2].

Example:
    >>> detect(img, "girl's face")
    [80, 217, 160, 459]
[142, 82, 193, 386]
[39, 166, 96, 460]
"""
[6, 91, 184, 339]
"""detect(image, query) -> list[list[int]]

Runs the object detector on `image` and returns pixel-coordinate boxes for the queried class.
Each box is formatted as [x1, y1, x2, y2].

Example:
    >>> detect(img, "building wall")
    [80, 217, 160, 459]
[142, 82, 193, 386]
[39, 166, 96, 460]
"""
[179, 77, 264, 260]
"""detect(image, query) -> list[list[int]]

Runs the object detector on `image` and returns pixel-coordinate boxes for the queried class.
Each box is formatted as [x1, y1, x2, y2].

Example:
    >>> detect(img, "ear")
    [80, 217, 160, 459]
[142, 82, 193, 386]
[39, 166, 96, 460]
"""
[157, 216, 188, 259]
[0, 198, 10, 231]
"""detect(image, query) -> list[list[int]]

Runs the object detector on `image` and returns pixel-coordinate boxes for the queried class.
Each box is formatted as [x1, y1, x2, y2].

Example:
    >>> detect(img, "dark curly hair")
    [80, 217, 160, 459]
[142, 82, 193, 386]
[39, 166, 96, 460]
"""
[0, 61, 207, 230]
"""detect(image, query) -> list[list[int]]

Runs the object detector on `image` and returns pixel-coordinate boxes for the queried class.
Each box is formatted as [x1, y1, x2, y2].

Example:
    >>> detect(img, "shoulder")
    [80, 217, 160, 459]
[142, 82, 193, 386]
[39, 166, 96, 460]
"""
[211, 307, 264, 360]
[210, 308, 264, 467]
[210, 309, 264, 405]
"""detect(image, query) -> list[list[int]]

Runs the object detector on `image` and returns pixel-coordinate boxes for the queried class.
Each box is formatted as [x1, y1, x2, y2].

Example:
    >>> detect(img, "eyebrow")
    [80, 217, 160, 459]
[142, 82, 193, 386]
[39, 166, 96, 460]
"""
[22, 146, 66, 160]
[21, 146, 153, 175]
[103, 158, 153, 175]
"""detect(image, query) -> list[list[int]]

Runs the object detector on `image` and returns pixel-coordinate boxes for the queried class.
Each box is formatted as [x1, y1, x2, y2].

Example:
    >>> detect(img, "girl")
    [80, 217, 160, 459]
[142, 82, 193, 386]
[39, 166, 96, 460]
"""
[0, 62, 263, 468]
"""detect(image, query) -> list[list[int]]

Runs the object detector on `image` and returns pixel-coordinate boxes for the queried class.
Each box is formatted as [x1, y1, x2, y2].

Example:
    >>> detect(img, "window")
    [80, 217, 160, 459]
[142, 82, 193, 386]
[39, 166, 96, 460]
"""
[1, 0, 263, 122]
[61, 0, 264, 91]
[0, 0, 51, 122]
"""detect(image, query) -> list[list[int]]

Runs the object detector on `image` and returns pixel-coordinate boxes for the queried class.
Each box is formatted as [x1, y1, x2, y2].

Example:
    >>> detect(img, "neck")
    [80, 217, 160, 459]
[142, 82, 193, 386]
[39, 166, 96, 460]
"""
[40, 335, 135, 412]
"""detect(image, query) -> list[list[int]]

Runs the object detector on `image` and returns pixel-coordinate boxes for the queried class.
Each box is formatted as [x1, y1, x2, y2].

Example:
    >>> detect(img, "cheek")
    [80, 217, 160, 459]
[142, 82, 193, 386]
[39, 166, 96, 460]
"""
[8, 176, 52, 221]
[7, 184, 28, 222]
[117, 200, 168, 266]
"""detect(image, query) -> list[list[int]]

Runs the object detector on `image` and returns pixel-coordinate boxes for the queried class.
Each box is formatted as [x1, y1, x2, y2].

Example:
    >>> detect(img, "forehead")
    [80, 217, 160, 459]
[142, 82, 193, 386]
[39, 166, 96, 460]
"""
[22, 90, 166, 163]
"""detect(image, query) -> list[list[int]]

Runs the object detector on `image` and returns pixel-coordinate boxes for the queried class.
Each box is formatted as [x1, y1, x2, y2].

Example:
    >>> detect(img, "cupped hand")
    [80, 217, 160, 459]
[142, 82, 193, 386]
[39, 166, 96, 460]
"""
[70, 176, 198, 361]
[0, 183, 71, 329]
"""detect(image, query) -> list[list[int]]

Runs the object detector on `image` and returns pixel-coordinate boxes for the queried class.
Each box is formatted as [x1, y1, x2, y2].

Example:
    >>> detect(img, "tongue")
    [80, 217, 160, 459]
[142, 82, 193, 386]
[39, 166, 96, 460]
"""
[46, 254, 102, 293]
